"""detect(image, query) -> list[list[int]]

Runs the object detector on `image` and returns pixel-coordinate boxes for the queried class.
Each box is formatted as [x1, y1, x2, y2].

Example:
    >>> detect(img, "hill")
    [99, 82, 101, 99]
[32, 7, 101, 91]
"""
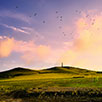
[40, 66, 95, 74]
[0, 67, 38, 78]
[0, 66, 102, 102]
[0, 66, 98, 79]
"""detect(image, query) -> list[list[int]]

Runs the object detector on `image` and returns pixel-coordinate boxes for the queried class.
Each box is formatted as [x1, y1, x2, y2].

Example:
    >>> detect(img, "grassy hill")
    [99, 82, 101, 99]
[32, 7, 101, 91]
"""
[41, 66, 96, 74]
[0, 67, 38, 78]
[0, 66, 97, 78]
[0, 66, 102, 102]
[0, 66, 102, 90]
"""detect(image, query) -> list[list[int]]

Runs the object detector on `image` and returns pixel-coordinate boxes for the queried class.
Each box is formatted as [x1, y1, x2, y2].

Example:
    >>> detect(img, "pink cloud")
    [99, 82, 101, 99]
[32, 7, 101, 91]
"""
[0, 36, 52, 65]
[59, 10, 102, 70]
[0, 37, 14, 58]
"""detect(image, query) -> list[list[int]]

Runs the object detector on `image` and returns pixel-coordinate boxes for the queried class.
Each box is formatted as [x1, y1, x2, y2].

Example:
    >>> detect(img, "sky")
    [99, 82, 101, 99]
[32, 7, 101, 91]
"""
[1, 0, 102, 71]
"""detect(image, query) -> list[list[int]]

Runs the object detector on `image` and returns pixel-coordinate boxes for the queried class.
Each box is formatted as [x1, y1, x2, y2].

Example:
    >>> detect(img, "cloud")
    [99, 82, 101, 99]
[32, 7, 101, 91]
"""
[13, 40, 51, 64]
[37, 45, 51, 59]
[1, 24, 30, 34]
[2, 10, 102, 70]
[21, 27, 44, 39]
[21, 45, 51, 65]
[0, 36, 51, 65]
[59, 10, 102, 70]
[13, 40, 36, 53]
[0, 37, 14, 58]
[0, 36, 7, 39]
[1, 24, 44, 39]
[0, 10, 32, 23]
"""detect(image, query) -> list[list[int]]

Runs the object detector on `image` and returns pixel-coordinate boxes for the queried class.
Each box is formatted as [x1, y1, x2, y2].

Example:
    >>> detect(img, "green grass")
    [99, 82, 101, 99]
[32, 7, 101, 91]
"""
[0, 66, 102, 91]
[0, 66, 102, 102]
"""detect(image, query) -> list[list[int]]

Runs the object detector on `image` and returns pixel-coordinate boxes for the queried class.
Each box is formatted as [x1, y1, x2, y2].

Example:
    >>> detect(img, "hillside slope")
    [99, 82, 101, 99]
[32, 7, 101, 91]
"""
[40, 66, 96, 74]
[0, 66, 99, 78]
[0, 67, 38, 78]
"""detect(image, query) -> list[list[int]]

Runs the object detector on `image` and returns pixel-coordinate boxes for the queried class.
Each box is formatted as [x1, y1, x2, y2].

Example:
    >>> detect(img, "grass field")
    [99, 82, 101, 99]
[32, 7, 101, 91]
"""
[0, 66, 102, 102]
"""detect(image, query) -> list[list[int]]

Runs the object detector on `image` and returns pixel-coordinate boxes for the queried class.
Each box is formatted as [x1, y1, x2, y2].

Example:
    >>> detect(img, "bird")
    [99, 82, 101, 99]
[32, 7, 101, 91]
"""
[56, 11, 58, 13]
[62, 32, 66, 36]
[75, 10, 81, 14]
[93, 19, 95, 21]
[92, 22, 94, 25]
[60, 16, 62, 18]
[16, 6, 18, 8]
[70, 32, 73, 35]
[60, 19, 62, 21]
[59, 26, 62, 29]
[79, 11, 81, 14]
[86, 15, 89, 18]
[43, 21, 45, 23]
[34, 13, 37, 16]
[56, 16, 59, 18]
[35, 34, 38, 37]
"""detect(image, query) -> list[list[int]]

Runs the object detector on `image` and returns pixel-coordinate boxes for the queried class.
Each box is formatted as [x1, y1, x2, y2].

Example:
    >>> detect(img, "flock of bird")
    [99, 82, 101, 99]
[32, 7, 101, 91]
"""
[15, 6, 98, 38]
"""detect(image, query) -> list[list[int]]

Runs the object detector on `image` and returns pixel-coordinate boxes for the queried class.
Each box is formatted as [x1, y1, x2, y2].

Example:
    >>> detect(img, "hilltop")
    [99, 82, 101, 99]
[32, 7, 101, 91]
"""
[0, 66, 99, 78]
[41, 66, 95, 74]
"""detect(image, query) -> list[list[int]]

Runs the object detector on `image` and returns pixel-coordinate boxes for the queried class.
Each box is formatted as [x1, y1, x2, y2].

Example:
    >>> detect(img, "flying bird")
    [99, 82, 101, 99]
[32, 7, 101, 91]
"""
[43, 21, 45, 23]
[16, 6, 18, 8]
[34, 13, 37, 16]
[92, 22, 94, 25]
[79, 11, 81, 14]
[60, 19, 62, 21]
[59, 26, 62, 29]
[62, 32, 66, 36]
[75, 10, 81, 14]
[93, 19, 95, 21]
[56, 16, 59, 18]
[86, 15, 89, 18]
[70, 32, 73, 35]
[60, 16, 62, 18]
[56, 11, 58, 13]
